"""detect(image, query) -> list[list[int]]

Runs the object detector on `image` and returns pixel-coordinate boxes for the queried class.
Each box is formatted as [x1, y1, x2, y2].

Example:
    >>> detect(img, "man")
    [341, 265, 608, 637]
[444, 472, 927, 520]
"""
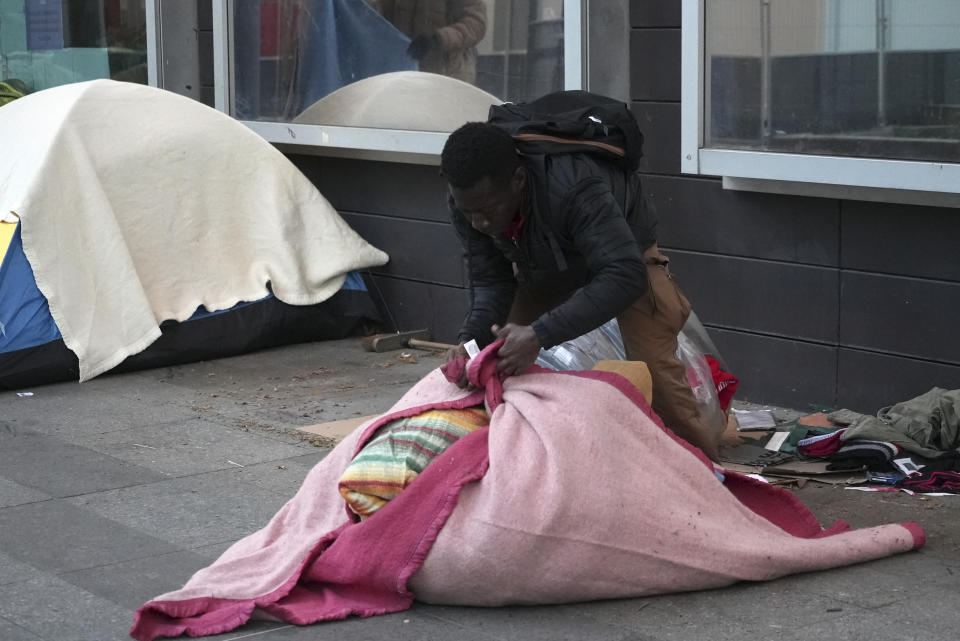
[440, 121, 721, 461]
[366, 0, 487, 84]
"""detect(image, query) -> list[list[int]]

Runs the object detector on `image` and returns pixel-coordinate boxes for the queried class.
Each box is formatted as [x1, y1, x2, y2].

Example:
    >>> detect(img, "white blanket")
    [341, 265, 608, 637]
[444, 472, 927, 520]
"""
[0, 80, 388, 380]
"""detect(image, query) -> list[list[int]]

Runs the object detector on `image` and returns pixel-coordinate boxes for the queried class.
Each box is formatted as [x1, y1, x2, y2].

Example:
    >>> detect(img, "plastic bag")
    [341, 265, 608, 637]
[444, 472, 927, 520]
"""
[536, 318, 728, 440]
[680, 310, 729, 372]
[676, 331, 728, 440]
[534, 319, 625, 371]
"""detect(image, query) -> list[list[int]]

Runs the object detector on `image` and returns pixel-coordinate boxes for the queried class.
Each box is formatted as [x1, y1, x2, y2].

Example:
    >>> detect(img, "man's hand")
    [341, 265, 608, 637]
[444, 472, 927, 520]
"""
[444, 342, 469, 365]
[444, 342, 472, 389]
[492, 323, 541, 376]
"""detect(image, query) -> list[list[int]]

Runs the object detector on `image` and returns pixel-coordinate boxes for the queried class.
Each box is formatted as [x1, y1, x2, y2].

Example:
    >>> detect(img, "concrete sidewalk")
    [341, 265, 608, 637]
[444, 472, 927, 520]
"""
[1, 339, 957, 641]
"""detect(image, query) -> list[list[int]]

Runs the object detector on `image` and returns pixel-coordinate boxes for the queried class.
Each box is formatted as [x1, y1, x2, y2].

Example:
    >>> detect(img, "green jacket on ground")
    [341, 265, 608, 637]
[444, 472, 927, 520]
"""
[838, 387, 960, 458]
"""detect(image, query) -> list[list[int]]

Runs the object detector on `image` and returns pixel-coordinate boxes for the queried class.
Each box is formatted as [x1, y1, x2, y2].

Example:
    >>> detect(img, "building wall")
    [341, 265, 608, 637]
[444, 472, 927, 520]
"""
[290, 155, 470, 345]
[631, 0, 960, 412]
[286, 2, 960, 416]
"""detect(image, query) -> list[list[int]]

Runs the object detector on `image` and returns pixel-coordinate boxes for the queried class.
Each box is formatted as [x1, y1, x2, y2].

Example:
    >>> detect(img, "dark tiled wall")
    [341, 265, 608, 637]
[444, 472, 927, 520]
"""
[291, 156, 468, 344]
[631, 0, 960, 412]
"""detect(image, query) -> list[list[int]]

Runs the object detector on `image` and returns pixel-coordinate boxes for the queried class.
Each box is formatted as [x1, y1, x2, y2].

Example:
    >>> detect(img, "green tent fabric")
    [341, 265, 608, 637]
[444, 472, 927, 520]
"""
[0, 79, 27, 106]
[839, 387, 960, 458]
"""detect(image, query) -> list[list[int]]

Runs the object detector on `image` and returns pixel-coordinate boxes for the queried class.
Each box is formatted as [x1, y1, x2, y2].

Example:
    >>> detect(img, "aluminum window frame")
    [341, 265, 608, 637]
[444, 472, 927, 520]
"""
[681, 0, 960, 204]
[211, 0, 585, 162]
[145, 0, 160, 87]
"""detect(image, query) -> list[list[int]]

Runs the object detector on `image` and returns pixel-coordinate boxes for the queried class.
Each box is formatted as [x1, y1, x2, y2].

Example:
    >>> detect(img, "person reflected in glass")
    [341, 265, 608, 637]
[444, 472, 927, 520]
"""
[366, 0, 487, 84]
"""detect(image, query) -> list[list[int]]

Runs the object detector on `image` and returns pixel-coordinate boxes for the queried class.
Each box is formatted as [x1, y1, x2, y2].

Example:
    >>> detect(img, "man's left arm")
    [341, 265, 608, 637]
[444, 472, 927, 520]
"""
[494, 179, 647, 375]
[529, 178, 648, 349]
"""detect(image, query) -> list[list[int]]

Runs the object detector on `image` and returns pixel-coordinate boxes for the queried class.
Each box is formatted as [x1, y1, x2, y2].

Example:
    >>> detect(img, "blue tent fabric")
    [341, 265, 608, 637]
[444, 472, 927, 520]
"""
[0, 223, 60, 353]
[0, 223, 369, 354]
[186, 272, 365, 322]
[294, 0, 417, 114]
[0, 221, 381, 388]
[234, 0, 416, 120]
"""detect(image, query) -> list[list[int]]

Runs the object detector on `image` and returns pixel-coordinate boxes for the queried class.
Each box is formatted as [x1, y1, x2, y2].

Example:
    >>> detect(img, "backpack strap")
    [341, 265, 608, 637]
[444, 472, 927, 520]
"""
[512, 133, 628, 161]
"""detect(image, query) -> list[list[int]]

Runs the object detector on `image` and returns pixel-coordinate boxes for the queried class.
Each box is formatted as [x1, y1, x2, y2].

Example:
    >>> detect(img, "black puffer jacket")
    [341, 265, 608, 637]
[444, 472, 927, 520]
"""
[451, 152, 657, 348]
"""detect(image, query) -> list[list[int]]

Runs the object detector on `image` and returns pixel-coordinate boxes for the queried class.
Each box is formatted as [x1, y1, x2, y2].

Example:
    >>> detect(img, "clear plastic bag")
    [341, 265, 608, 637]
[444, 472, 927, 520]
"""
[676, 330, 727, 440]
[536, 317, 728, 440]
[680, 310, 729, 372]
[534, 319, 625, 371]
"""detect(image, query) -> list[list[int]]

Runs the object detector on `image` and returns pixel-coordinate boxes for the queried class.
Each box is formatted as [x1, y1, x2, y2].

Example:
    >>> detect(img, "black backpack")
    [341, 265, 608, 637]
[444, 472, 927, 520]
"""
[487, 90, 644, 172]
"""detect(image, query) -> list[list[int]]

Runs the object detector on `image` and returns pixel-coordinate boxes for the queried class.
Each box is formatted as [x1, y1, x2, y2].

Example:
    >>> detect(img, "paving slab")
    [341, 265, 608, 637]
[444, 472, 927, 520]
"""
[774, 605, 941, 641]
[188, 540, 242, 564]
[0, 617, 42, 641]
[0, 426, 168, 496]
[64, 472, 295, 550]
[67, 417, 313, 477]
[564, 588, 895, 641]
[864, 548, 960, 589]
[417, 603, 659, 641]
[0, 383, 197, 437]
[179, 610, 504, 641]
[132, 342, 439, 398]
[0, 552, 46, 587]
[60, 549, 214, 610]
[195, 373, 435, 432]
[0, 478, 50, 508]
[0, 575, 133, 641]
[213, 451, 330, 496]
[0, 500, 179, 573]
[591, 581, 853, 633]
[772, 557, 911, 609]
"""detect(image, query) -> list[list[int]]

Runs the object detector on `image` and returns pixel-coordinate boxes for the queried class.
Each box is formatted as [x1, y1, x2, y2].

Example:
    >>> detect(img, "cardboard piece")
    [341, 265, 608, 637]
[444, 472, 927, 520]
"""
[296, 414, 380, 446]
[760, 459, 867, 485]
[797, 412, 839, 428]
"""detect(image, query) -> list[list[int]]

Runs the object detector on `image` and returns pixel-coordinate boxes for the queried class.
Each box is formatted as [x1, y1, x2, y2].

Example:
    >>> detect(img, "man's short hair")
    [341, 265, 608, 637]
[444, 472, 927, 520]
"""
[441, 122, 519, 189]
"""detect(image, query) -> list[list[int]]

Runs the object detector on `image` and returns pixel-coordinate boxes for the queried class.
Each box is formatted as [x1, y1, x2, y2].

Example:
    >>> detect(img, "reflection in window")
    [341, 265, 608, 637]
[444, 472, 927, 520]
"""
[0, 0, 147, 100]
[232, 0, 565, 127]
[705, 0, 960, 163]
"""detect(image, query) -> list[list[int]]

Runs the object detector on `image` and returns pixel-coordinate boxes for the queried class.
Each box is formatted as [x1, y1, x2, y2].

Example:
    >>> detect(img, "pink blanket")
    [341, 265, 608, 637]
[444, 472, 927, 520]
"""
[131, 343, 924, 640]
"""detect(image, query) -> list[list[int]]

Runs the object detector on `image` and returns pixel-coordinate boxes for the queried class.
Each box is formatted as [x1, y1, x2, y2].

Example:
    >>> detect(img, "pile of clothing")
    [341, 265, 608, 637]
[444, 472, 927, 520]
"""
[792, 388, 960, 492]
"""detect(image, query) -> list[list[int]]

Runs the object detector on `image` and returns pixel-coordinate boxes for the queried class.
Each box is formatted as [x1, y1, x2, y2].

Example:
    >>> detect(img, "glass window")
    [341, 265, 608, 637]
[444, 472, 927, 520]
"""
[705, 0, 960, 164]
[0, 0, 148, 101]
[230, 0, 566, 129]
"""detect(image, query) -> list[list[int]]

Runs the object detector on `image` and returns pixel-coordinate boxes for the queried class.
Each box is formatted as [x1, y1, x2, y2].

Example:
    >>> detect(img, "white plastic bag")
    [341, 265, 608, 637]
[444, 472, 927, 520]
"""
[536, 318, 728, 440]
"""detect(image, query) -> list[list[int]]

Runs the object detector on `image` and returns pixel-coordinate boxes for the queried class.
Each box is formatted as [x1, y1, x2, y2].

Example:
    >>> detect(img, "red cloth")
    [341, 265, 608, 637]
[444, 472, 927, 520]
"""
[502, 187, 529, 243]
[503, 212, 524, 243]
[797, 429, 847, 458]
[706, 356, 738, 411]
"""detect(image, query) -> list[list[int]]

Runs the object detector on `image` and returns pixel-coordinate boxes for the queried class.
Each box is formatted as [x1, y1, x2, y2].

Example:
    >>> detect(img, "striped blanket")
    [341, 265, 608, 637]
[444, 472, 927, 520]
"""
[339, 407, 490, 518]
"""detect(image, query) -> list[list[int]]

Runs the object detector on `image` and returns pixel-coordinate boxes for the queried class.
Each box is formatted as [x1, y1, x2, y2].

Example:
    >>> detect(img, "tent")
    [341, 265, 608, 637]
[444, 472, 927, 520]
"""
[293, 71, 500, 131]
[0, 80, 389, 389]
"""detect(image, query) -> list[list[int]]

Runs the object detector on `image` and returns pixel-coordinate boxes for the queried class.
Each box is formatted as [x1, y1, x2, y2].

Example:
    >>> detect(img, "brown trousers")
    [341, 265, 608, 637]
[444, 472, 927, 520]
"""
[508, 245, 720, 460]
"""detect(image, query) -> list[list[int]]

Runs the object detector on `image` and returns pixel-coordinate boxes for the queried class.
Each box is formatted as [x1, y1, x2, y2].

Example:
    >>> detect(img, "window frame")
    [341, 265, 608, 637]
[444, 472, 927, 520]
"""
[146, 0, 160, 87]
[681, 0, 960, 204]
[210, 0, 585, 162]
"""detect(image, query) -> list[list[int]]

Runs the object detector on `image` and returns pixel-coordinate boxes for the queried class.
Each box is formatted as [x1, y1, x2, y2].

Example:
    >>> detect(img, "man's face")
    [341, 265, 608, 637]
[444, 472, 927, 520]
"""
[450, 169, 524, 236]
